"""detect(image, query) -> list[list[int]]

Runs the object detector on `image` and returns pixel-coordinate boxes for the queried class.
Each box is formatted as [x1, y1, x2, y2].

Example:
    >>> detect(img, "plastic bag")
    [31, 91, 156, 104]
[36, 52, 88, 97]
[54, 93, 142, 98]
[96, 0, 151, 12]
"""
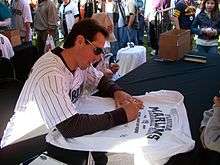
[44, 34, 55, 53]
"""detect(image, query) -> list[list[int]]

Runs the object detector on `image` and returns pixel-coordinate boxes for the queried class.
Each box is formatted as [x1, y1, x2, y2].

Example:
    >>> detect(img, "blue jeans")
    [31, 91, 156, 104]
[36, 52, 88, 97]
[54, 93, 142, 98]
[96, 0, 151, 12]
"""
[197, 45, 219, 56]
[110, 25, 119, 58]
[137, 14, 145, 45]
[126, 27, 138, 45]
[117, 26, 127, 49]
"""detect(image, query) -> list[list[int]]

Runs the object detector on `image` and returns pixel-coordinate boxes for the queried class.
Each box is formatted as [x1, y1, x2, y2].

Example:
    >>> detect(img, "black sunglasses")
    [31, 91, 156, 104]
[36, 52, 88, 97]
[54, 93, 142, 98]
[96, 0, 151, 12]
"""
[86, 39, 104, 55]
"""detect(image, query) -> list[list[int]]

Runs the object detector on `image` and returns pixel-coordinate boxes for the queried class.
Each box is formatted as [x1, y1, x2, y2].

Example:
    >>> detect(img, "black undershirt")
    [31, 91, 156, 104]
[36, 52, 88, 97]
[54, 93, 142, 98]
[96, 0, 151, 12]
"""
[51, 47, 128, 138]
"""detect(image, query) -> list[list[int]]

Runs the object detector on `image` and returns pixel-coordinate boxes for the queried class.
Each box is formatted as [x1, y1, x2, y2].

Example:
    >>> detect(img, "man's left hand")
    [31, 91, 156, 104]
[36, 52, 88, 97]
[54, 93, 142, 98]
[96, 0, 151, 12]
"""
[114, 90, 144, 108]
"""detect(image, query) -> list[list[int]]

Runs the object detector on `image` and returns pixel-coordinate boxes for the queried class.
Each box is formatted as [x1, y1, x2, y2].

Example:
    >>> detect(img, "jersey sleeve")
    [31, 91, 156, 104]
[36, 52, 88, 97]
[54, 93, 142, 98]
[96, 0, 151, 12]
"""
[34, 73, 77, 128]
[173, 2, 183, 18]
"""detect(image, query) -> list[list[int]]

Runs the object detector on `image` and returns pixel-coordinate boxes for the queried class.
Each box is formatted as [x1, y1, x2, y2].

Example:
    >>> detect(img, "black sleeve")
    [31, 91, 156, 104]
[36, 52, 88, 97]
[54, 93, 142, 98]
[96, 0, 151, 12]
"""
[56, 108, 128, 138]
[97, 75, 123, 97]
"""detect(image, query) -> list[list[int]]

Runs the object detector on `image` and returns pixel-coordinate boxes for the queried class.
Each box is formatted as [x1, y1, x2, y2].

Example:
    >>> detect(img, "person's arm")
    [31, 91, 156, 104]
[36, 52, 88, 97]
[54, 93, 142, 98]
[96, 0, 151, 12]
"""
[127, 0, 136, 28]
[56, 107, 127, 138]
[212, 16, 220, 37]
[56, 70, 143, 138]
[23, 3, 33, 42]
[0, 18, 11, 27]
[73, 2, 80, 23]
[190, 15, 203, 36]
[47, 1, 58, 31]
[172, 2, 183, 30]
[203, 97, 220, 152]
[172, 14, 180, 30]
[200, 109, 214, 129]
[24, 22, 31, 42]
[97, 75, 123, 97]
[200, 109, 214, 148]
[34, 73, 127, 138]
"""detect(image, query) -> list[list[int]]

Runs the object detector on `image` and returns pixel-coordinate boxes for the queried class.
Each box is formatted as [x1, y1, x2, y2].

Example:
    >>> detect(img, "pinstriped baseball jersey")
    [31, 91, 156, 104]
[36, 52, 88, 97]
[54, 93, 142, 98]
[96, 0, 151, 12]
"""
[14, 51, 103, 129]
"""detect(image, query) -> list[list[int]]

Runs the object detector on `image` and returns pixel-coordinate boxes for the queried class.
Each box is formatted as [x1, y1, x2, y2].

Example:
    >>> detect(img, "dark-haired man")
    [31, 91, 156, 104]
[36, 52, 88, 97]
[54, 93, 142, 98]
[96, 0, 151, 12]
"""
[34, 0, 58, 56]
[11, 19, 143, 165]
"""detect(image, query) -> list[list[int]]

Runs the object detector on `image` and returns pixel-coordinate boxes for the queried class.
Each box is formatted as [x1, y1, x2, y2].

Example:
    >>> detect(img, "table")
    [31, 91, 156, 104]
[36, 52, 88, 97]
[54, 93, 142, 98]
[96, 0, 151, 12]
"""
[117, 45, 146, 77]
[1, 55, 220, 164]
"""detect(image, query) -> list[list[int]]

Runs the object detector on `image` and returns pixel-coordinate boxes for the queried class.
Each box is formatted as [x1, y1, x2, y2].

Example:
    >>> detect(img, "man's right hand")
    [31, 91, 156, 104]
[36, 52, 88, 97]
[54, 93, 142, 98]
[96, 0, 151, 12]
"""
[121, 101, 143, 122]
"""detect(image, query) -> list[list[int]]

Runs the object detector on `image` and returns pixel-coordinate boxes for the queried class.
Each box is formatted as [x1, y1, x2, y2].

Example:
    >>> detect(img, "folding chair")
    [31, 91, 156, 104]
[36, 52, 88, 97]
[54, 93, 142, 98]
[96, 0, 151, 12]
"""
[0, 57, 15, 79]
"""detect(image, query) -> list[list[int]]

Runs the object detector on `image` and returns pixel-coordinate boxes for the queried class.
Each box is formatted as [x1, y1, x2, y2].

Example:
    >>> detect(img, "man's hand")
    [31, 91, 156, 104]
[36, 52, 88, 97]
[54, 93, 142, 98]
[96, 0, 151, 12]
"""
[114, 90, 144, 109]
[110, 63, 119, 74]
[121, 101, 143, 122]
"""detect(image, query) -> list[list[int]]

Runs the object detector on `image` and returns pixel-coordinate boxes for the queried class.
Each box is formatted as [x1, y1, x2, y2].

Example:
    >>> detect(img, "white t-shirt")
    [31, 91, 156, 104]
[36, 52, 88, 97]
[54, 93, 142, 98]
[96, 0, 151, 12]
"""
[46, 90, 195, 165]
[11, 0, 32, 40]
[105, 1, 114, 13]
[59, 1, 79, 34]
[118, 0, 128, 28]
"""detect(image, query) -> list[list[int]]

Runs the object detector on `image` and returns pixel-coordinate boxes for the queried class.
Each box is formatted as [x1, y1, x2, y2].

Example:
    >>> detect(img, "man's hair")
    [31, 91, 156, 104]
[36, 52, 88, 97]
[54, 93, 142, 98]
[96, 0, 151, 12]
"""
[63, 19, 109, 48]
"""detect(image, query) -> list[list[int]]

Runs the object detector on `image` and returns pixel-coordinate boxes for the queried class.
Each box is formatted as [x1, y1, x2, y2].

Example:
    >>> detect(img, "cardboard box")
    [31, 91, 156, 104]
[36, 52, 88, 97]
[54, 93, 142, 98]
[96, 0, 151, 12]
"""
[159, 29, 191, 61]
[0, 29, 21, 47]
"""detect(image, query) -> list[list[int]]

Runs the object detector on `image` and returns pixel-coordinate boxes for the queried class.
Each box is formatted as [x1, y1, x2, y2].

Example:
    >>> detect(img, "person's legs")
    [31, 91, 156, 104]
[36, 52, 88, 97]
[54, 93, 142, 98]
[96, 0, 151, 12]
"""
[36, 30, 48, 56]
[46, 143, 89, 165]
[127, 27, 138, 45]
[118, 27, 127, 49]
[137, 14, 145, 45]
[149, 21, 157, 50]
[110, 25, 119, 59]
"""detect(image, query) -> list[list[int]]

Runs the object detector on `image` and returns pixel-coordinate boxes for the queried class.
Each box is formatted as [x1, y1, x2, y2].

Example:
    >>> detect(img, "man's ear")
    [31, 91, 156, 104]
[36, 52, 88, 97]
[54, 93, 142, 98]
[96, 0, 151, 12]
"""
[75, 35, 85, 47]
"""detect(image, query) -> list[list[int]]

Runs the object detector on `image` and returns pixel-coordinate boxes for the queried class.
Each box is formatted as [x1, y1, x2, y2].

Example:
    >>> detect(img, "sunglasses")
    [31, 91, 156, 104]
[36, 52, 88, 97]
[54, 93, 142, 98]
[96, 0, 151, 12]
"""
[86, 39, 104, 55]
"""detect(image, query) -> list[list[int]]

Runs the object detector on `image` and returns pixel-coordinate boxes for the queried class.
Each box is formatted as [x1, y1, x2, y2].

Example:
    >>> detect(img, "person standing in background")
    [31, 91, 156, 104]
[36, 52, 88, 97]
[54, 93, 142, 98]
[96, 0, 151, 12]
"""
[11, 0, 32, 43]
[200, 95, 220, 153]
[125, 0, 138, 45]
[34, 0, 58, 56]
[191, 0, 220, 55]
[172, 0, 196, 30]
[0, 2, 12, 29]
[59, 0, 79, 39]
[144, 0, 170, 55]
[172, 0, 196, 49]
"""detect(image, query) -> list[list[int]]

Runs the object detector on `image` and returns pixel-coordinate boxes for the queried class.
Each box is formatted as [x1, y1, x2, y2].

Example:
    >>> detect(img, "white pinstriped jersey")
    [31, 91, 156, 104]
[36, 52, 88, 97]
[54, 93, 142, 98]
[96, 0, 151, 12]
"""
[14, 51, 103, 129]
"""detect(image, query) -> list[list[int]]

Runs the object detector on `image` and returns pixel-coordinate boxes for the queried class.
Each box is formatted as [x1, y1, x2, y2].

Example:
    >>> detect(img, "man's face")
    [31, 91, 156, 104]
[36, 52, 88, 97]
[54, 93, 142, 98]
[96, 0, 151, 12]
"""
[77, 33, 106, 70]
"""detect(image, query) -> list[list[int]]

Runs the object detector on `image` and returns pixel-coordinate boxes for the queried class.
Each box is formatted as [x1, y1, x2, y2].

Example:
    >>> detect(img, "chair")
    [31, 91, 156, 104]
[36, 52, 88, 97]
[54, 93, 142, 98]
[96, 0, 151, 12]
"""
[11, 43, 39, 82]
[0, 57, 15, 79]
[0, 78, 23, 140]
